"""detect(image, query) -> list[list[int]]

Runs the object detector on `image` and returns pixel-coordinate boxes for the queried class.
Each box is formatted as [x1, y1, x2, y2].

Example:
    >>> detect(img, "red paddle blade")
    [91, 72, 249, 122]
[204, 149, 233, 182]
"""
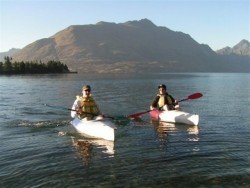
[188, 92, 203, 100]
[127, 110, 151, 119]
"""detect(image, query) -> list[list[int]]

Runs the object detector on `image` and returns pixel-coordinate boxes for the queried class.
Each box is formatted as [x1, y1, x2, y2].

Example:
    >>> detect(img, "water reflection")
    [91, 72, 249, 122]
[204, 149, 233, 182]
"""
[71, 138, 93, 166]
[71, 137, 115, 165]
[152, 120, 200, 141]
[92, 139, 115, 155]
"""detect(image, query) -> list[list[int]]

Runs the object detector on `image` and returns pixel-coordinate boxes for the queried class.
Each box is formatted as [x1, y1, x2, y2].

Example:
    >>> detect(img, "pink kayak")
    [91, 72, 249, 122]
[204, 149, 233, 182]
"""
[150, 109, 199, 126]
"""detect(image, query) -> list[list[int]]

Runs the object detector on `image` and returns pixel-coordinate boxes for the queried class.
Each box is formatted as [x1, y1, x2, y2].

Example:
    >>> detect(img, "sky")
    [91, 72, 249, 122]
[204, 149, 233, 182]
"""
[0, 0, 249, 52]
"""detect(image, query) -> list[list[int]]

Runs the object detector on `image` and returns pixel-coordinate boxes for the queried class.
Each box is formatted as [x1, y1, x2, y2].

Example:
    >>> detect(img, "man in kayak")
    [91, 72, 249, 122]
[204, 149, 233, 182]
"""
[150, 84, 180, 111]
[71, 85, 103, 120]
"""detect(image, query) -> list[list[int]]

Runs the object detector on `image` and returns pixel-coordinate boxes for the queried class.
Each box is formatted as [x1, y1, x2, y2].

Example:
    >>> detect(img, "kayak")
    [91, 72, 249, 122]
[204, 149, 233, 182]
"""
[70, 117, 117, 141]
[149, 109, 199, 126]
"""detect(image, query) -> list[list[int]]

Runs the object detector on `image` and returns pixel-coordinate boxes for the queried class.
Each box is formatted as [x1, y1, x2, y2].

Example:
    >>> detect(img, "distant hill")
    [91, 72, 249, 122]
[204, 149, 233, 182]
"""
[216, 40, 250, 56]
[12, 19, 250, 73]
[0, 48, 20, 62]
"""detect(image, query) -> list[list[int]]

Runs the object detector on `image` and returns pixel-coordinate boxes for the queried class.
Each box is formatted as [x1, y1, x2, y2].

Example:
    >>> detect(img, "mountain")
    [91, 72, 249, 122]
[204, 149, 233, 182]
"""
[0, 48, 20, 62]
[12, 19, 250, 73]
[217, 39, 250, 56]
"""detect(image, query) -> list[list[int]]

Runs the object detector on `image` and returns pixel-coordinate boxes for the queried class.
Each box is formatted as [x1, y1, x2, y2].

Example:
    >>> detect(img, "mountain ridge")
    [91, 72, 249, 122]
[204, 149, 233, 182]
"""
[2, 19, 249, 73]
[0, 48, 20, 61]
[216, 39, 250, 56]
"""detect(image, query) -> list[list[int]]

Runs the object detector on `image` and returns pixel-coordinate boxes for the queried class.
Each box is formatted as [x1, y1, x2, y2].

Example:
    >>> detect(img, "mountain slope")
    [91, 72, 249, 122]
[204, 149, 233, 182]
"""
[13, 19, 250, 73]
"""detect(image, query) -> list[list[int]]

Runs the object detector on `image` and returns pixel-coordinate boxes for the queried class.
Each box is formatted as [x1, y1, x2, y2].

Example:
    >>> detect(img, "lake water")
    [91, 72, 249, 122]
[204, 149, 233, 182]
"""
[0, 73, 249, 187]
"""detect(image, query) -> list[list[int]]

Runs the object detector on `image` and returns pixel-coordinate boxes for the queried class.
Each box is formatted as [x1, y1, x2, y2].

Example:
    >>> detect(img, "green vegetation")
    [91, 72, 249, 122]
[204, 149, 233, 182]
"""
[0, 56, 70, 74]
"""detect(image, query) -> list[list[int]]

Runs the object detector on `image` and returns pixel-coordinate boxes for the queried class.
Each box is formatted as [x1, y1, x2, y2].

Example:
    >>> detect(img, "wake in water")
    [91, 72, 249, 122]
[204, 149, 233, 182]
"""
[11, 118, 120, 165]
[14, 119, 70, 128]
[8, 116, 200, 167]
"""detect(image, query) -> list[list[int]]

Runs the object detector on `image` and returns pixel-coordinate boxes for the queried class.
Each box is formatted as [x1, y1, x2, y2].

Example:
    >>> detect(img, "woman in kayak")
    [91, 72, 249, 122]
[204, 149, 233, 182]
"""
[71, 85, 103, 120]
[150, 84, 180, 111]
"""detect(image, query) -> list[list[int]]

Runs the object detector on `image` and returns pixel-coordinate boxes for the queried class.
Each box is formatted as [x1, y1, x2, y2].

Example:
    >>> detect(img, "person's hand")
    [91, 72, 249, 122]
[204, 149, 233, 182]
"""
[95, 115, 104, 121]
[150, 106, 156, 110]
[76, 108, 82, 115]
[174, 101, 180, 110]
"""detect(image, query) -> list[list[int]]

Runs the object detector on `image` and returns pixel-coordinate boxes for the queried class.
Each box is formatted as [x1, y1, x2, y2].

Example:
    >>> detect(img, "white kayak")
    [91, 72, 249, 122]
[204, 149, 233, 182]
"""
[150, 109, 199, 126]
[71, 117, 117, 141]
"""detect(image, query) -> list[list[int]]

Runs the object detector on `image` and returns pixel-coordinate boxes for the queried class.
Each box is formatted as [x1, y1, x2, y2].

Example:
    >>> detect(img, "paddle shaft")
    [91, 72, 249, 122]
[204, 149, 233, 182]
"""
[44, 103, 76, 111]
[43, 104, 114, 119]
[177, 98, 189, 103]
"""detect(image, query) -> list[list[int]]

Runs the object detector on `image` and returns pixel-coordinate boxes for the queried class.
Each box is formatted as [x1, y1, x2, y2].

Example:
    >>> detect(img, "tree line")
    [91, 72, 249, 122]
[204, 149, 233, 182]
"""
[0, 56, 70, 74]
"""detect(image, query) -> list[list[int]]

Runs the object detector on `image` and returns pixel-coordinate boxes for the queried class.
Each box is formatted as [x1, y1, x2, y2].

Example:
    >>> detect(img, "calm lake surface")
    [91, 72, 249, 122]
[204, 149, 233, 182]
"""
[0, 73, 249, 187]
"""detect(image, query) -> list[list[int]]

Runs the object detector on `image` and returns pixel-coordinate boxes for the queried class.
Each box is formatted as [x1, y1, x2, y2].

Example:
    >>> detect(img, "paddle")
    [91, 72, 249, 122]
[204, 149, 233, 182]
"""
[127, 92, 203, 119]
[43, 103, 76, 111]
[43, 104, 115, 119]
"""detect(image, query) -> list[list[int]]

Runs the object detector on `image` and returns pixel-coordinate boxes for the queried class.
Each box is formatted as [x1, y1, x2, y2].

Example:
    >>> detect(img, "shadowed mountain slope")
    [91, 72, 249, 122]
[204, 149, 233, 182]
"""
[13, 19, 250, 73]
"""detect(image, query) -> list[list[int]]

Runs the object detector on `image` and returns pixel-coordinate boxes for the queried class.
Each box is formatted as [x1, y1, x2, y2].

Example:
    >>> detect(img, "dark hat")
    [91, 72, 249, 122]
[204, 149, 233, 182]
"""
[82, 85, 91, 91]
[158, 84, 166, 89]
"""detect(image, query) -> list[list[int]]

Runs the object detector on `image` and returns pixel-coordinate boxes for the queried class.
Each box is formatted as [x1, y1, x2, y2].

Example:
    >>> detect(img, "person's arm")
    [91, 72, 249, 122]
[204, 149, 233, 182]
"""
[150, 96, 159, 109]
[71, 99, 79, 118]
[93, 99, 101, 115]
[169, 94, 180, 110]
[168, 94, 176, 104]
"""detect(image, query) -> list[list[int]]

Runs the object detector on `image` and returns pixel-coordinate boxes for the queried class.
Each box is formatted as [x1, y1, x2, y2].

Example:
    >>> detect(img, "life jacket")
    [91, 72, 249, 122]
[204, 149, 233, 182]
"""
[76, 95, 99, 116]
[157, 94, 174, 109]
